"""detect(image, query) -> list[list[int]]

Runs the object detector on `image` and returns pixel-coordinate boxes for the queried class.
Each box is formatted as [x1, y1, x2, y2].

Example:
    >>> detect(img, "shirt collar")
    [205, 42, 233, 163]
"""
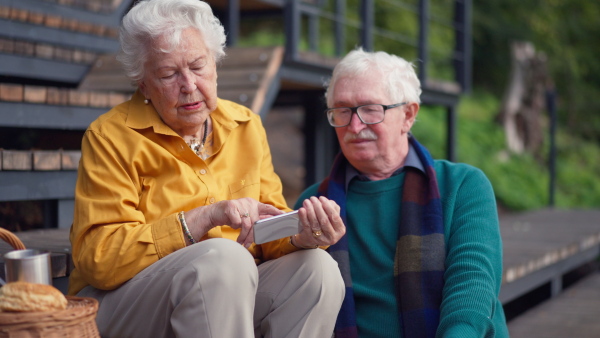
[344, 142, 425, 190]
[125, 90, 251, 134]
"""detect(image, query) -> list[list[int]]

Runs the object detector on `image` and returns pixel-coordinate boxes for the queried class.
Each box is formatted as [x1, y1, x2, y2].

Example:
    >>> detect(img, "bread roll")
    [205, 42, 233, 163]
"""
[0, 281, 68, 312]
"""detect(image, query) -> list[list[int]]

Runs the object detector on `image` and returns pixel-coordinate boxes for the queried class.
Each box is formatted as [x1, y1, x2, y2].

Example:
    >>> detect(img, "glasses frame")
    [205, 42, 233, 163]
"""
[325, 102, 408, 127]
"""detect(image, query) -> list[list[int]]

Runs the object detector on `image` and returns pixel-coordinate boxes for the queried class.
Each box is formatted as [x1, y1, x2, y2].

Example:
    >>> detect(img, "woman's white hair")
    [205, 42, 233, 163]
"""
[117, 0, 226, 83]
[325, 48, 422, 106]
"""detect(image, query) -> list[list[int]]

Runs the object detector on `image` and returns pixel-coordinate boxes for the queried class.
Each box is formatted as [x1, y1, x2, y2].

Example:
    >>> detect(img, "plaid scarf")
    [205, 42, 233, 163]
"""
[318, 136, 445, 338]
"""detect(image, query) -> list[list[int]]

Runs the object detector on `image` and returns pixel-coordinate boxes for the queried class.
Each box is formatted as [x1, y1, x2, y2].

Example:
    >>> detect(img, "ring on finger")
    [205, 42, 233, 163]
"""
[312, 230, 322, 237]
[241, 212, 250, 218]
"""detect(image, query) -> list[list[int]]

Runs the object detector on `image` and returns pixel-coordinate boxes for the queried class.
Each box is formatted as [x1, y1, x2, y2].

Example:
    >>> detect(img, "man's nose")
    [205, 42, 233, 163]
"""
[346, 111, 366, 133]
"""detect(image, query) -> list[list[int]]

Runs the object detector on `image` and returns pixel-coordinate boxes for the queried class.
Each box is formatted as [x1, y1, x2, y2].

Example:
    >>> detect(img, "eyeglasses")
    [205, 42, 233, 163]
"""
[325, 102, 408, 127]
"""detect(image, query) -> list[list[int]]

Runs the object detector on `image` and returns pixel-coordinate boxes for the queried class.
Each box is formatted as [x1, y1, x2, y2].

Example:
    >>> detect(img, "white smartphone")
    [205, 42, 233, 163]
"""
[253, 210, 301, 244]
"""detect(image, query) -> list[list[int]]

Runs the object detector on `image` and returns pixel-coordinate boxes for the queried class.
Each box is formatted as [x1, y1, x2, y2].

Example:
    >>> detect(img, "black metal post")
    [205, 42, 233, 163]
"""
[334, 0, 346, 56]
[546, 89, 557, 207]
[303, 91, 335, 187]
[453, 0, 472, 93]
[418, 0, 429, 83]
[446, 104, 457, 162]
[284, 0, 301, 61]
[360, 0, 374, 51]
[309, 13, 319, 52]
[226, 0, 239, 46]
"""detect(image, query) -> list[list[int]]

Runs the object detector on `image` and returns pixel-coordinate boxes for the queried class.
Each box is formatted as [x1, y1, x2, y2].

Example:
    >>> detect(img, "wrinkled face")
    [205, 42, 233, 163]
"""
[139, 27, 217, 136]
[331, 73, 416, 172]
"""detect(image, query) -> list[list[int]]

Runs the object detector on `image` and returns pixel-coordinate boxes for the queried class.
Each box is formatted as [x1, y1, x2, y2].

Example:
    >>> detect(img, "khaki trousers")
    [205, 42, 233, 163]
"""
[78, 238, 344, 338]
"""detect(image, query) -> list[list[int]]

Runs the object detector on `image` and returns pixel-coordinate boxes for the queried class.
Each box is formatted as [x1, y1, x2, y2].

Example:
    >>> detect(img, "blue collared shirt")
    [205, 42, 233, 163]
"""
[344, 143, 424, 190]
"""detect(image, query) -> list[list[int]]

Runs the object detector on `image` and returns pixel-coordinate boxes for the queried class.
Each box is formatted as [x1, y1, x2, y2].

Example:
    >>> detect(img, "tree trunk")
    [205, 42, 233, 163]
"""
[498, 41, 549, 156]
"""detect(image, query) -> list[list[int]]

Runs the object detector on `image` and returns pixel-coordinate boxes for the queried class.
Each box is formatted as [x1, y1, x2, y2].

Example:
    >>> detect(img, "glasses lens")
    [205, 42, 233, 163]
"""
[327, 108, 352, 127]
[357, 105, 385, 124]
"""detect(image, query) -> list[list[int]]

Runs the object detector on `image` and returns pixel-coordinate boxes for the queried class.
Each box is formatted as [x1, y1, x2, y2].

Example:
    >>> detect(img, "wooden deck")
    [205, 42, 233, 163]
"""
[499, 209, 600, 303]
[507, 271, 600, 337]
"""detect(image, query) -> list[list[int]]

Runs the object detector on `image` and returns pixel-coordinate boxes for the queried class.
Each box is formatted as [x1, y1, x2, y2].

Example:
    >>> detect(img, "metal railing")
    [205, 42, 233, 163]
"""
[283, 0, 471, 93]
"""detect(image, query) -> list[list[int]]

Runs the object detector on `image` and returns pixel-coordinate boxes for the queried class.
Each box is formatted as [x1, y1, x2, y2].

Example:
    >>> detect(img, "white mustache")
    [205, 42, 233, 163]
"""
[343, 129, 378, 142]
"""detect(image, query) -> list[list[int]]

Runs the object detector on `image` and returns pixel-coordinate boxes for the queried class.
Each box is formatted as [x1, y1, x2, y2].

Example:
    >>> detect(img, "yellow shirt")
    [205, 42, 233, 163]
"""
[69, 91, 297, 295]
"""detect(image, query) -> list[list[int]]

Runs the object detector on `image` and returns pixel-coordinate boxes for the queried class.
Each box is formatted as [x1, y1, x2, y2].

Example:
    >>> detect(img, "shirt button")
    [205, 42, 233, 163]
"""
[209, 197, 215, 204]
[199, 169, 207, 175]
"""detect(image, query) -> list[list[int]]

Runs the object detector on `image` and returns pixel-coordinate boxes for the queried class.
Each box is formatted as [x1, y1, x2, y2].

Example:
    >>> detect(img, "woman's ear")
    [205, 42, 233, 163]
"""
[402, 102, 419, 133]
[138, 81, 147, 98]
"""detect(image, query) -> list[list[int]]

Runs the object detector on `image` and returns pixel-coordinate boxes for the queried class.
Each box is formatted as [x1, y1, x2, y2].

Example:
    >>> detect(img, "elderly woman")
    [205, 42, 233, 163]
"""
[69, 0, 345, 337]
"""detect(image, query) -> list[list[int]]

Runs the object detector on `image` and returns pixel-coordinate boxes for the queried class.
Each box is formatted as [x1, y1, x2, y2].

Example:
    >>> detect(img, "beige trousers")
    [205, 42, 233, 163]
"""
[78, 238, 344, 338]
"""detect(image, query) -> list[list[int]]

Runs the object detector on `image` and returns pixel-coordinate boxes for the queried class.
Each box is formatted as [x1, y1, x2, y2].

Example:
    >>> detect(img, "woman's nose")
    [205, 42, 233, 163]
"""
[180, 70, 196, 93]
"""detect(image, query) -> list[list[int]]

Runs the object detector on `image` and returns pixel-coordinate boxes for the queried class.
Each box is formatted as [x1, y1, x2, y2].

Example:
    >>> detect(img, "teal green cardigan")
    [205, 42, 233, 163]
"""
[295, 160, 509, 337]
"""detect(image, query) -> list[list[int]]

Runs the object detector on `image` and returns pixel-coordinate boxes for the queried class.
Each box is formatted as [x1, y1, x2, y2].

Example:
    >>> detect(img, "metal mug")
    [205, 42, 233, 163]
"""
[3, 249, 52, 285]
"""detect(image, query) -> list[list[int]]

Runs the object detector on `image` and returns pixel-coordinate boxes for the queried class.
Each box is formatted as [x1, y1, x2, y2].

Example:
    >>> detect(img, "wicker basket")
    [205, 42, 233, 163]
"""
[0, 228, 100, 338]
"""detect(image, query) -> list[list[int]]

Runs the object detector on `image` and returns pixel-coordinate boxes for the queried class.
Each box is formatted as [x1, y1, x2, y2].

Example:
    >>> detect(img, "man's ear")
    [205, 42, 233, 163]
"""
[402, 102, 419, 133]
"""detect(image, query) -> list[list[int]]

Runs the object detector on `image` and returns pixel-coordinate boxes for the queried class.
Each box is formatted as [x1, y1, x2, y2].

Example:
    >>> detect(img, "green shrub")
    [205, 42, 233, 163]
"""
[412, 90, 600, 211]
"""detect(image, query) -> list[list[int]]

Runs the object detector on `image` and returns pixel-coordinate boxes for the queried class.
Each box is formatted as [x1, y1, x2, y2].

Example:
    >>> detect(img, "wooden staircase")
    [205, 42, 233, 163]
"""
[1, 0, 291, 230]
[0, 0, 132, 229]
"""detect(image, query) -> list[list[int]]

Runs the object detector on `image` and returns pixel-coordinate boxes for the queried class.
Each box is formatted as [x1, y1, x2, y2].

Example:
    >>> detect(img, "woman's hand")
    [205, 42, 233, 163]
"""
[294, 196, 345, 248]
[185, 198, 283, 248]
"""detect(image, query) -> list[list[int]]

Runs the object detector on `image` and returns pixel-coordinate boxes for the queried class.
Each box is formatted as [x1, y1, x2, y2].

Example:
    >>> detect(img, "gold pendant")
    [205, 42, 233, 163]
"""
[188, 138, 201, 154]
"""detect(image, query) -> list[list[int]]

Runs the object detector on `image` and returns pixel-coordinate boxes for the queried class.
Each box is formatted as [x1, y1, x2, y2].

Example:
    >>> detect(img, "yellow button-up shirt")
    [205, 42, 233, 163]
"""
[69, 91, 297, 295]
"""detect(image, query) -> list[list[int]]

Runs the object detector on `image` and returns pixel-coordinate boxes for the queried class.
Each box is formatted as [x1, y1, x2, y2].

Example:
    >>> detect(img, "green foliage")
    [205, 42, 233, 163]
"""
[473, 0, 600, 142]
[413, 91, 600, 211]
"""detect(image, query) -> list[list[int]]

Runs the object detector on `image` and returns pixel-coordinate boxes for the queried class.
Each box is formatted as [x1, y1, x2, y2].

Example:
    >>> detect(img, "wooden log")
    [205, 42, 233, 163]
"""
[68, 90, 90, 106]
[23, 86, 47, 104]
[0, 84, 24, 102]
[61, 150, 81, 170]
[46, 87, 70, 105]
[33, 150, 62, 170]
[1, 150, 32, 170]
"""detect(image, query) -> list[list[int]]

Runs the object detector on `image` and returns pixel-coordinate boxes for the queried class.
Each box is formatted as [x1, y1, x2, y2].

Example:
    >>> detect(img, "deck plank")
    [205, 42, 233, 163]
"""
[500, 209, 600, 287]
[508, 272, 600, 337]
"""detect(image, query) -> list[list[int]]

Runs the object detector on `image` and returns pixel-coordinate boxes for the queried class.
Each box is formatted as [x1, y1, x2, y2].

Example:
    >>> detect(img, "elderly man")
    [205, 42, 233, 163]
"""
[295, 48, 509, 337]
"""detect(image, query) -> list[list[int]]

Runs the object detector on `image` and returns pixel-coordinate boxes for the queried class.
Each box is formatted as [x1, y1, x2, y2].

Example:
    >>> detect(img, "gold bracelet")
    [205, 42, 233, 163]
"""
[289, 234, 318, 249]
[178, 211, 196, 245]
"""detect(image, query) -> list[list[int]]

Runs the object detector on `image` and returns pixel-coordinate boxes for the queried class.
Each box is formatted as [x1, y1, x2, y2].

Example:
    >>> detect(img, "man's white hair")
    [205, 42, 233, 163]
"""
[325, 48, 422, 106]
